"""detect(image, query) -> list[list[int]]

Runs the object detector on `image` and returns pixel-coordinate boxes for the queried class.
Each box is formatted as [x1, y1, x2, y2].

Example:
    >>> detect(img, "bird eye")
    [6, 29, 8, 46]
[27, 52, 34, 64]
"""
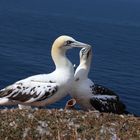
[81, 48, 86, 55]
[66, 40, 74, 45]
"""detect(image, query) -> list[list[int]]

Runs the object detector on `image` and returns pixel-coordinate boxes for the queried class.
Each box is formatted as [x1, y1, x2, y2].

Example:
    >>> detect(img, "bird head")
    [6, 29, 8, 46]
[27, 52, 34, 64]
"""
[79, 46, 92, 63]
[52, 35, 91, 52]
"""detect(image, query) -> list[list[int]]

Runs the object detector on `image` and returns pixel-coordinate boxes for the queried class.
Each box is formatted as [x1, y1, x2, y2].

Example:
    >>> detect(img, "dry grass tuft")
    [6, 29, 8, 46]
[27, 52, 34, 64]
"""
[0, 109, 139, 140]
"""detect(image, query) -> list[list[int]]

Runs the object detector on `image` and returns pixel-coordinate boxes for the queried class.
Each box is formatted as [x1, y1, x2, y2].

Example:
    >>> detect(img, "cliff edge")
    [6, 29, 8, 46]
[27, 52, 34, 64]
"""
[0, 109, 139, 140]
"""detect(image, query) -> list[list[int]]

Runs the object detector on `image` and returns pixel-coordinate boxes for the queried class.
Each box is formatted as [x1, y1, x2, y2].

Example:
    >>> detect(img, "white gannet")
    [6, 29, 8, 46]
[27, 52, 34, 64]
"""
[0, 35, 90, 108]
[70, 47, 128, 114]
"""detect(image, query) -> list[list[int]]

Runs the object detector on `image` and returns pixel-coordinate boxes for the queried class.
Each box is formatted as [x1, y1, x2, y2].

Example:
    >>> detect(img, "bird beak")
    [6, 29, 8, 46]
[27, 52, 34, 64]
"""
[72, 41, 91, 48]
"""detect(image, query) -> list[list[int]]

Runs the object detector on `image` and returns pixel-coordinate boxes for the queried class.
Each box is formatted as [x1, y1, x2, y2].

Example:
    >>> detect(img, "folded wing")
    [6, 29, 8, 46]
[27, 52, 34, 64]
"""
[0, 80, 58, 103]
[90, 84, 126, 114]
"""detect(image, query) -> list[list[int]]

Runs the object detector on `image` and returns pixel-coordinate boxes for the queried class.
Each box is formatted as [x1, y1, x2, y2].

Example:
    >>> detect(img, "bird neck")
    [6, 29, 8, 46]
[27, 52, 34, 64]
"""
[51, 46, 73, 70]
[74, 62, 90, 80]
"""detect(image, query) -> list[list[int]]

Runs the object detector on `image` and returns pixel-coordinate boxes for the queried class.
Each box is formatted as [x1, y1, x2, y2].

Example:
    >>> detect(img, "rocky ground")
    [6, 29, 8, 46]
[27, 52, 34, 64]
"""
[0, 109, 139, 140]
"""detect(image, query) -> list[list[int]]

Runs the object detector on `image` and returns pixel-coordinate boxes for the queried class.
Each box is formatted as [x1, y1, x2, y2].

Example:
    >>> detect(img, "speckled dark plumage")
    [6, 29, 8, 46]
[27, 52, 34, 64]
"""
[90, 84, 127, 114]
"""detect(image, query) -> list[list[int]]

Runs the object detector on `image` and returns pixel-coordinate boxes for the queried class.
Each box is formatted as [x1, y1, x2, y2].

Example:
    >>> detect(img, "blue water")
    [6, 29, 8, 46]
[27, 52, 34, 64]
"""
[0, 0, 140, 115]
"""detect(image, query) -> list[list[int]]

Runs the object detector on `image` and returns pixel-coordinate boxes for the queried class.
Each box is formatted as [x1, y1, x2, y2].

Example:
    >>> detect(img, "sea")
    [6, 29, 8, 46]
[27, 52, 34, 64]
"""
[0, 0, 140, 115]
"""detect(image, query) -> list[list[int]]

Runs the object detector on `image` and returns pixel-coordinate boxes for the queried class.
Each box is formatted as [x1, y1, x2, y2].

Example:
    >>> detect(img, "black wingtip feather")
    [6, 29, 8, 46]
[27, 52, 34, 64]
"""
[90, 98, 127, 114]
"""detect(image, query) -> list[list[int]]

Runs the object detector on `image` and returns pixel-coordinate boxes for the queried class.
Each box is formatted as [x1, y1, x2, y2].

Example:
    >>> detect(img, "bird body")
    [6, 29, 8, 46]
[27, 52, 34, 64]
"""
[71, 78, 94, 110]
[70, 47, 127, 114]
[0, 35, 90, 107]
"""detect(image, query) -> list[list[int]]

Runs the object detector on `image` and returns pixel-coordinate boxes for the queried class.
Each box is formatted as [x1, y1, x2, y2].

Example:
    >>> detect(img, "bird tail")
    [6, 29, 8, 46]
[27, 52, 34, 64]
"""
[0, 97, 10, 105]
[0, 97, 16, 106]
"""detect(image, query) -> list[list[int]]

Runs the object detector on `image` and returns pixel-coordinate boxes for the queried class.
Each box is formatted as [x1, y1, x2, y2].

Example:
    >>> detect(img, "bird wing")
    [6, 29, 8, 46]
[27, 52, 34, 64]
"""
[91, 84, 119, 97]
[90, 84, 126, 114]
[0, 80, 59, 103]
[90, 95, 126, 114]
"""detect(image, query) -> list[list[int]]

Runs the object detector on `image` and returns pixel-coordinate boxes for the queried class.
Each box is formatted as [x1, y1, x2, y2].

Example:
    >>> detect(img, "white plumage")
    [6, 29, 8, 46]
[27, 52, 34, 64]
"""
[70, 47, 128, 114]
[0, 35, 90, 108]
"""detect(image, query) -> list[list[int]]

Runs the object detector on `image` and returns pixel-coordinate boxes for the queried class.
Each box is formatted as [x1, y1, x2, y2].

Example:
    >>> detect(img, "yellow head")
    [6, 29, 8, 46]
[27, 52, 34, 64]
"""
[52, 35, 90, 53]
[51, 35, 91, 68]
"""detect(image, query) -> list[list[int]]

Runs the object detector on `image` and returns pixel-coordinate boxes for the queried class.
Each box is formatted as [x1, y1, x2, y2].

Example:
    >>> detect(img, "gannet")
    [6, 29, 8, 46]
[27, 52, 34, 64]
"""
[0, 35, 90, 108]
[70, 47, 128, 114]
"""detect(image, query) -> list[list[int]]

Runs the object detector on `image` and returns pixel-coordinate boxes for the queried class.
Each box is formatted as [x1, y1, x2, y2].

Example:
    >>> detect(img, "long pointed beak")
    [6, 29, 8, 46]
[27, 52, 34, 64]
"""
[72, 41, 91, 48]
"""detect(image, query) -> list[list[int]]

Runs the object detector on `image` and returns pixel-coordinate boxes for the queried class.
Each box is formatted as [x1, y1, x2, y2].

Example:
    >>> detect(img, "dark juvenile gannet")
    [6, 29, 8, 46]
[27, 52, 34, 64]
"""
[0, 35, 90, 108]
[70, 47, 128, 114]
